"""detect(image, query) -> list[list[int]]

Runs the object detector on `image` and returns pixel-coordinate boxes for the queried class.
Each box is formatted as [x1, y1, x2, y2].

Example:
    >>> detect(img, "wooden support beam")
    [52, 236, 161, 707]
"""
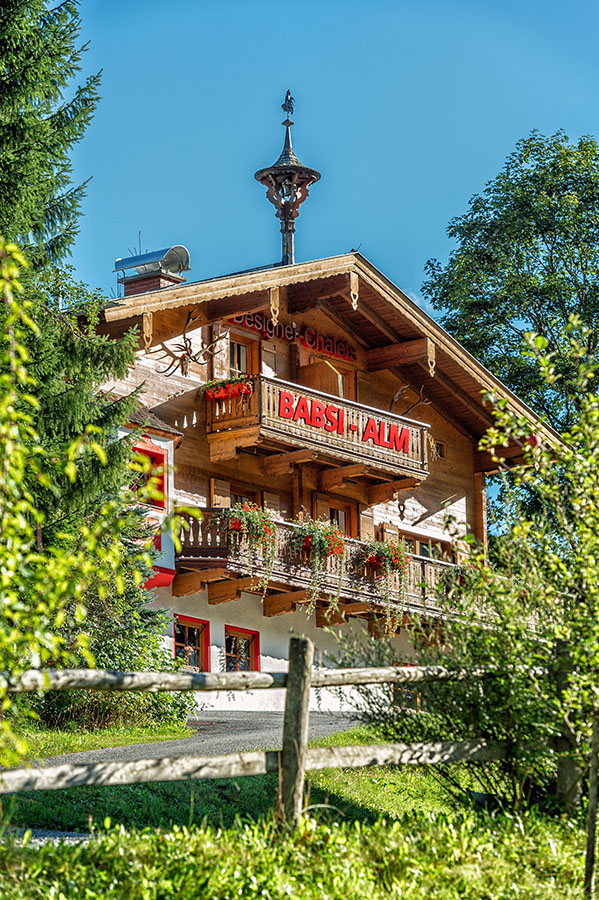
[340, 290, 400, 343]
[208, 577, 257, 604]
[204, 291, 270, 323]
[263, 594, 297, 617]
[420, 364, 495, 427]
[319, 300, 370, 348]
[267, 589, 311, 605]
[172, 568, 229, 597]
[473, 445, 524, 474]
[366, 338, 436, 375]
[318, 464, 366, 492]
[367, 477, 420, 506]
[339, 602, 372, 616]
[261, 448, 317, 476]
[208, 426, 261, 462]
[316, 607, 346, 628]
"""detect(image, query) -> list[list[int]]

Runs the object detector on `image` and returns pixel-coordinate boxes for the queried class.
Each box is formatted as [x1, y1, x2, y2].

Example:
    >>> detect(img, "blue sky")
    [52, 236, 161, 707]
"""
[71, 0, 599, 311]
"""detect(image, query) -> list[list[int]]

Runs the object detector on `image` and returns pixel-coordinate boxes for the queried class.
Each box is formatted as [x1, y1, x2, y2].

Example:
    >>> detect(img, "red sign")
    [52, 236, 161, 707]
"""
[230, 312, 357, 362]
[277, 391, 410, 453]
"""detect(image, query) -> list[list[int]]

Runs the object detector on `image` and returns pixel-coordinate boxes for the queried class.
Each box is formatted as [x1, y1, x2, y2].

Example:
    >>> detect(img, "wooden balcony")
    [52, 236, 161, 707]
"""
[176, 509, 453, 619]
[204, 375, 429, 480]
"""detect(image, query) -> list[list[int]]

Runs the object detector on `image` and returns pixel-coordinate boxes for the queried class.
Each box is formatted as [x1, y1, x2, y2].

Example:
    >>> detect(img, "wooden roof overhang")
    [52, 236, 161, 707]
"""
[102, 253, 561, 472]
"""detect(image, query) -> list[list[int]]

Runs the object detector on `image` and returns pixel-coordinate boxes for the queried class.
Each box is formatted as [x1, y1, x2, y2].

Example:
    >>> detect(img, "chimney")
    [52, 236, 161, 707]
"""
[114, 245, 191, 297]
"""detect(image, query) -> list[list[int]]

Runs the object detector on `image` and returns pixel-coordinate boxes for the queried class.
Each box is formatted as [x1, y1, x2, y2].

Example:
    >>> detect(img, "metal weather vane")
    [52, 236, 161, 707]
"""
[281, 89, 294, 118]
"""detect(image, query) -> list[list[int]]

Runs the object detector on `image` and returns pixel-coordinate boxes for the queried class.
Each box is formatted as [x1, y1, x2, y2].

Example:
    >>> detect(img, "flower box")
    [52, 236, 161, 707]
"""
[205, 379, 253, 402]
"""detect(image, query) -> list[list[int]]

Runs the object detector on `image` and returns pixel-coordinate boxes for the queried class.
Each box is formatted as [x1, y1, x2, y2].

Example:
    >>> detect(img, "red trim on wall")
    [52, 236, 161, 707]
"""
[224, 624, 261, 671]
[145, 566, 175, 589]
[174, 614, 210, 672]
[133, 439, 167, 509]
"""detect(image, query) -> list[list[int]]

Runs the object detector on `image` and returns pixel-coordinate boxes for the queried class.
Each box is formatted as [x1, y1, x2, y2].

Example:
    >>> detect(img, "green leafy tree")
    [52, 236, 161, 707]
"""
[340, 318, 599, 814]
[423, 131, 599, 432]
[0, 240, 147, 764]
[0, 1, 100, 264]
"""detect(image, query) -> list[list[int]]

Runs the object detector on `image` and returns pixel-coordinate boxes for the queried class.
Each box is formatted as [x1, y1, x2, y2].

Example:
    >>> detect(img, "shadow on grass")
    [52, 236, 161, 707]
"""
[4, 771, 385, 833]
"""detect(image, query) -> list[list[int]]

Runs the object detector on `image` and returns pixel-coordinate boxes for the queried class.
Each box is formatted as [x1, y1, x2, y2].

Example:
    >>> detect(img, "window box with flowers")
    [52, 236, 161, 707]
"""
[290, 517, 346, 609]
[200, 375, 254, 401]
[217, 503, 276, 594]
[358, 539, 408, 616]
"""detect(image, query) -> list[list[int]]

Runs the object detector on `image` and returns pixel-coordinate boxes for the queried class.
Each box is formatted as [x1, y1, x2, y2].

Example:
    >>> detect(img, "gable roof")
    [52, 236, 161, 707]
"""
[103, 252, 560, 458]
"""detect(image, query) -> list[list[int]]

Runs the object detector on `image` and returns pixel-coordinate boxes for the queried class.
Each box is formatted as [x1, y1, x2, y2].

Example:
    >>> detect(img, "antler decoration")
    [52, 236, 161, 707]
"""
[150, 311, 226, 377]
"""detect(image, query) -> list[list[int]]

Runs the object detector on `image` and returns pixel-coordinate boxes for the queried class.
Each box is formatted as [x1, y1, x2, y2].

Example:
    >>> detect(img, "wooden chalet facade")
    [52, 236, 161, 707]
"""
[100, 251, 556, 710]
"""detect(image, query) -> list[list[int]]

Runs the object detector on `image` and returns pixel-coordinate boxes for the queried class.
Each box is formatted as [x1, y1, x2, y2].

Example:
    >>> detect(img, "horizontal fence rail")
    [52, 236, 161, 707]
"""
[0, 740, 510, 796]
[2, 664, 495, 695]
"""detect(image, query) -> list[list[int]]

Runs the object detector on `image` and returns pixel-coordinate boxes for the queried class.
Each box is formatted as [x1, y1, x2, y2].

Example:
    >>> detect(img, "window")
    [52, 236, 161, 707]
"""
[314, 495, 357, 537]
[230, 484, 260, 508]
[230, 340, 248, 377]
[224, 625, 260, 671]
[133, 442, 166, 509]
[174, 616, 209, 671]
[434, 440, 446, 460]
[229, 334, 260, 378]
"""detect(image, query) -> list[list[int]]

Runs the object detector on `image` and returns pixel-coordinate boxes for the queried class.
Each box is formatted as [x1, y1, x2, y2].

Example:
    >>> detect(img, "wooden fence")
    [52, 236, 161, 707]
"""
[0, 638, 505, 827]
[2, 636, 597, 898]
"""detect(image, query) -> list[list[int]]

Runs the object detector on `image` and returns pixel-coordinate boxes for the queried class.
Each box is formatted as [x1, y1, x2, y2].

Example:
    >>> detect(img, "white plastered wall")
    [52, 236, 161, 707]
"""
[151, 587, 413, 712]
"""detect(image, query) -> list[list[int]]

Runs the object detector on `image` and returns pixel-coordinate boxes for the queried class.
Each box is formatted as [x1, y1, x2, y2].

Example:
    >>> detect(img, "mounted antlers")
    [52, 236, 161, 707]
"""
[150, 311, 227, 377]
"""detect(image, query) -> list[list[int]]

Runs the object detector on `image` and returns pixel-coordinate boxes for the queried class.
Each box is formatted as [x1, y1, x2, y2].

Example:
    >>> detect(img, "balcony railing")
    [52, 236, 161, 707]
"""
[177, 509, 453, 616]
[204, 375, 429, 479]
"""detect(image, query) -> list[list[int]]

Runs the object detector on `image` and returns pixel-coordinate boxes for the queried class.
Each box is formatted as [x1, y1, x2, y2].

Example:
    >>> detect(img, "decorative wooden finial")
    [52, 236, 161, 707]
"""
[255, 92, 321, 266]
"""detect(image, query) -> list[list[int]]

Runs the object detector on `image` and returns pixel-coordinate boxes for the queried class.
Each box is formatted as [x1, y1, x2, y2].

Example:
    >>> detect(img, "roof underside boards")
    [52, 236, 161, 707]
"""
[101, 252, 560, 449]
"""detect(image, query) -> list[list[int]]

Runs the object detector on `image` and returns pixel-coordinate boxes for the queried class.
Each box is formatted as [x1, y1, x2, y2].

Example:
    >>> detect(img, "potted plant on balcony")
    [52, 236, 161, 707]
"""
[290, 517, 347, 609]
[218, 503, 276, 593]
[200, 375, 254, 401]
[358, 539, 408, 614]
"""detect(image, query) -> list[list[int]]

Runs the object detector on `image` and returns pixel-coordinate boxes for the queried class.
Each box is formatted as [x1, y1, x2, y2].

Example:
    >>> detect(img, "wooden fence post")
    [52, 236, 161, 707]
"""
[585, 709, 599, 900]
[280, 636, 314, 827]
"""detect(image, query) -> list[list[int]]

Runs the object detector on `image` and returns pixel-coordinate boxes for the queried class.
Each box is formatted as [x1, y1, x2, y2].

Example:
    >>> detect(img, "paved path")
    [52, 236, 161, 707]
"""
[40, 710, 358, 768]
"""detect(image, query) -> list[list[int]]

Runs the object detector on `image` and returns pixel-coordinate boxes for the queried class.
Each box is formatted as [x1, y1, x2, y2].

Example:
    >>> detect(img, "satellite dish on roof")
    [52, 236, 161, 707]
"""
[113, 245, 191, 276]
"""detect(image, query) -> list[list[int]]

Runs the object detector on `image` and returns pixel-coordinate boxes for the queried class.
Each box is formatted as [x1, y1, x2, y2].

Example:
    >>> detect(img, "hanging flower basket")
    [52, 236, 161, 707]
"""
[358, 539, 408, 622]
[290, 517, 346, 610]
[202, 376, 253, 402]
[218, 503, 276, 594]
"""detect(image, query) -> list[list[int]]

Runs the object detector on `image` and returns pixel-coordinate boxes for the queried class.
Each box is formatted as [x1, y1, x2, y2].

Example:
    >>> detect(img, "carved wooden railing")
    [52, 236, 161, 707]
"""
[205, 375, 429, 478]
[178, 509, 453, 615]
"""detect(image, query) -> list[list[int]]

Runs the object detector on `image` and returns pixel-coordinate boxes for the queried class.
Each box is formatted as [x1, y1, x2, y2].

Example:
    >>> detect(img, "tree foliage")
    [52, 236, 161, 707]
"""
[339, 319, 599, 812]
[423, 131, 599, 432]
[0, 1, 100, 264]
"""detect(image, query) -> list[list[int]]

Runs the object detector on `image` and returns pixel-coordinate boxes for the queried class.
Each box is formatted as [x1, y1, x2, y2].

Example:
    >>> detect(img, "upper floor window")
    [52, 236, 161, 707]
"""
[133, 442, 166, 509]
[230, 339, 248, 377]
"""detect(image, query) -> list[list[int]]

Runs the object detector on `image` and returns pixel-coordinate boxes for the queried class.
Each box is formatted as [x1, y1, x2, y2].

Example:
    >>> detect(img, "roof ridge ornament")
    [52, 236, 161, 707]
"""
[255, 91, 321, 266]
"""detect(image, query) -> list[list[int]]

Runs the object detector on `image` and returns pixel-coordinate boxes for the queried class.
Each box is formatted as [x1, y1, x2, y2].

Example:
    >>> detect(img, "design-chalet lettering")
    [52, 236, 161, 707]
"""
[278, 389, 411, 455]
[229, 312, 357, 362]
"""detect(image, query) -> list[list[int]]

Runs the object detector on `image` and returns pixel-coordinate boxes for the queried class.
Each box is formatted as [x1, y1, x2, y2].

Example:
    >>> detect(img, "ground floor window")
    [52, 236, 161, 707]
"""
[224, 625, 260, 671]
[174, 615, 209, 671]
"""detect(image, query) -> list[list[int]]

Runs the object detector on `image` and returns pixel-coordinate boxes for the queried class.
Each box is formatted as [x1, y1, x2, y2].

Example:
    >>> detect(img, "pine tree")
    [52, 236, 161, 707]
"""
[0, 1, 100, 264]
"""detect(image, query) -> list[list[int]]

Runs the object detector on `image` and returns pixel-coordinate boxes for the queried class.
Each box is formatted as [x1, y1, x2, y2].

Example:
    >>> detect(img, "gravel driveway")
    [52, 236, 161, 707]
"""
[39, 710, 358, 767]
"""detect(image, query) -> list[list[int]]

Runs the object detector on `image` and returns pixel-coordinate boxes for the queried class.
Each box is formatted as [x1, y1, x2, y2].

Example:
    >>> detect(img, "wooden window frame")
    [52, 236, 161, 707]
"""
[174, 615, 210, 672]
[230, 483, 261, 507]
[224, 624, 260, 672]
[312, 493, 358, 538]
[229, 332, 260, 378]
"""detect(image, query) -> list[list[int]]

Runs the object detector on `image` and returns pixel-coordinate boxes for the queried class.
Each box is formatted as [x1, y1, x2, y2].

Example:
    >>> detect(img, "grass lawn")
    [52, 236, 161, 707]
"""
[17, 722, 192, 761]
[0, 723, 587, 898]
